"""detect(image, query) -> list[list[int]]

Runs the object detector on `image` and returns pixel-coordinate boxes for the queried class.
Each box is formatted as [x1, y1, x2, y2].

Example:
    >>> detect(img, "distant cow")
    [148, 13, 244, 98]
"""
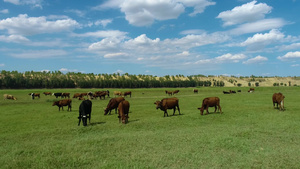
[193, 89, 198, 93]
[223, 91, 230, 94]
[198, 97, 222, 115]
[53, 93, 62, 98]
[73, 93, 82, 98]
[229, 90, 236, 94]
[272, 93, 285, 111]
[94, 91, 108, 99]
[118, 100, 130, 124]
[173, 90, 180, 95]
[3, 94, 17, 100]
[165, 90, 173, 96]
[104, 97, 125, 115]
[52, 99, 72, 111]
[248, 88, 255, 93]
[154, 97, 180, 117]
[62, 93, 70, 98]
[123, 91, 132, 98]
[78, 100, 92, 126]
[29, 93, 40, 99]
[114, 91, 122, 97]
[43, 92, 51, 96]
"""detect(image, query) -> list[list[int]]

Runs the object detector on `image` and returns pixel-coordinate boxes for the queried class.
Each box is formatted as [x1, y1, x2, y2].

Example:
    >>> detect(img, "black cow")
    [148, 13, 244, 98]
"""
[53, 93, 62, 98]
[78, 100, 92, 126]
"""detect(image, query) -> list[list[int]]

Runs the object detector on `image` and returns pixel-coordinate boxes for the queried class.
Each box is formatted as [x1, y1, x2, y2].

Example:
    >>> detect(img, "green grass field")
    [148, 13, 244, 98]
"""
[1, 87, 299, 168]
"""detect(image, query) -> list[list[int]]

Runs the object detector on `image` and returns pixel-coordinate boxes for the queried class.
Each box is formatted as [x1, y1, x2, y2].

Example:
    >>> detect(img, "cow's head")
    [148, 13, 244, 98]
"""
[154, 101, 162, 109]
[104, 108, 109, 115]
[82, 115, 88, 126]
[52, 101, 59, 106]
[198, 107, 204, 115]
[13, 96, 17, 100]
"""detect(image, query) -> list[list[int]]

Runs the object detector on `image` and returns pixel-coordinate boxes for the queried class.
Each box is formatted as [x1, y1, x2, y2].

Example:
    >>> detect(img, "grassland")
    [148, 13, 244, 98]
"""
[1, 87, 299, 168]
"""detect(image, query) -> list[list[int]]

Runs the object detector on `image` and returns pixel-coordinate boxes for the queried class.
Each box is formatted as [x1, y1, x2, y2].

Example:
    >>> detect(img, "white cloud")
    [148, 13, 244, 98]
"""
[74, 30, 127, 38]
[59, 68, 79, 73]
[104, 53, 129, 58]
[229, 18, 287, 35]
[277, 51, 300, 61]
[279, 43, 300, 51]
[240, 29, 285, 50]
[98, 0, 215, 26]
[217, 1, 272, 26]
[0, 35, 29, 43]
[0, 14, 79, 36]
[4, 0, 43, 9]
[0, 9, 9, 14]
[242, 55, 268, 64]
[10, 49, 68, 58]
[95, 19, 113, 27]
[215, 53, 247, 63]
[0, 63, 5, 67]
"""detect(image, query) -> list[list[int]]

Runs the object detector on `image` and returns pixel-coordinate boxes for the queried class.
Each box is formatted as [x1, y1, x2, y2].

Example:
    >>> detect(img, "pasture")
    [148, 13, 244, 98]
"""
[1, 87, 299, 168]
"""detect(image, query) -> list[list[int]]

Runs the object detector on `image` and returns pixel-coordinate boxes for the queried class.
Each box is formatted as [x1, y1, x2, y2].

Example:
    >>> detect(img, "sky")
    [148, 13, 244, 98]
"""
[0, 0, 300, 77]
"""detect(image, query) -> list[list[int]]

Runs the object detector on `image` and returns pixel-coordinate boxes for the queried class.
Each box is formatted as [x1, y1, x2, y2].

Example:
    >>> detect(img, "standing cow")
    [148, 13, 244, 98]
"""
[3, 94, 17, 100]
[118, 100, 130, 124]
[52, 99, 72, 111]
[198, 97, 222, 115]
[104, 97, 125, 115]
[78, 100, 92, 126]
[154, 97, 180, 117]
[272, 93, 285, 111]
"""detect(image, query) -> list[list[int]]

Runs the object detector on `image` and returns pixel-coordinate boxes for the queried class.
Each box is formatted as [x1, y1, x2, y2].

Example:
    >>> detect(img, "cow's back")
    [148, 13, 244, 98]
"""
[203, 97, 220, 106]
[119, 100, 130, 113]
[162, 97, 178, 109]
[80, 100, 92, 114]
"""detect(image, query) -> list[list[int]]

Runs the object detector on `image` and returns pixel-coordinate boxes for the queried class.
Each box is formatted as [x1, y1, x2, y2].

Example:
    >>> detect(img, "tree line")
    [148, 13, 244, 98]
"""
[0, 70, 225, 89]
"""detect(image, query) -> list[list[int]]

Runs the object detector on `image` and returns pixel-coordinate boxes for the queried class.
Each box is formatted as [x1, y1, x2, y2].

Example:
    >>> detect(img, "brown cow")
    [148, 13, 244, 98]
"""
[62, 93, 70, 98]
[94, 91, 108, 100]
[52, 99, 72, 111]
[198, 97, 222, 115]
[248, 88, 255, 93]
[123, 91, 132, 98]
[118, 100, 130, 124]
[154, 97, 180, 117]
[165, 90, 173, 96]
[272, 93, 285, 111]
[173, 90, 180, 95]
[43, 92, 51, 96]
[73, 93, 82, 98]
[104, 97, 125, 115]
[3, 94, 17, 100]
[193, 89, 198, 93]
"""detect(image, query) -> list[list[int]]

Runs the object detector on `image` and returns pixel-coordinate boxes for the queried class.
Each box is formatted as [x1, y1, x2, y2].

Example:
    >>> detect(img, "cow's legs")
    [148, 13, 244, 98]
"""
[219, 105, 222, 114]
[214, 106, 217, 113]
[177, 105, 181, 115]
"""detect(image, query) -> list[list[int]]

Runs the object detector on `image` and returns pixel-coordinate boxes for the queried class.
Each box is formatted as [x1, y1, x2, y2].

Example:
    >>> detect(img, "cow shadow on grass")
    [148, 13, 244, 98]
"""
[127, 119, 139, 124]
[90, 122, 106, 126]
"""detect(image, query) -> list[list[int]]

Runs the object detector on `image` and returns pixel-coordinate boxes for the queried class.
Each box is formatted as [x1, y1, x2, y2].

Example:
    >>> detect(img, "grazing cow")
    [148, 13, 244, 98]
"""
[104, 97, 125, 115]
[78, 100, 92, 126]
[29, 93, 40, 99]
[123, 91, 132, 98]
[198, 97, 222, 115]
[118, 100, 130, 124]
[52, 99, 72, 111]
[193, 89, 198, 93]
[73, 93, 82, 98]
[53, 93, 62, 98]
[173, 90, 180, 95]
[165, 90, 173, 96]
[81, 93, 88, 97]
[248, 88, 255, 93]
[62, 93, 70, 98]
[154, 97, 180, 117]
[223, 91, 230, 94]
[272, 93, 285, 111]
[3, 94, 17, 100]
[43, 92, 51, 96]
[94, 91, 108, 100]
[114, 91, 122, 97]
[229, 90, 236, 94]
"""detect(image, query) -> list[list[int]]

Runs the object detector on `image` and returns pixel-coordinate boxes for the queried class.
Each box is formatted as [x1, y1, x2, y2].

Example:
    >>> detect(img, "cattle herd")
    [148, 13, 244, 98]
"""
[3, 88, 285, 126]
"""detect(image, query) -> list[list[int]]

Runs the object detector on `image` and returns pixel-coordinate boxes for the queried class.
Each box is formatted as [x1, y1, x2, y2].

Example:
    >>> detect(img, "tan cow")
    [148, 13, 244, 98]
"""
[3, 94, 17, 100]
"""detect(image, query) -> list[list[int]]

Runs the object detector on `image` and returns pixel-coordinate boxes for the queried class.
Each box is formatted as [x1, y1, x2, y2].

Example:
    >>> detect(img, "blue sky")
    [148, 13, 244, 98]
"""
[0, 0, 300, 76]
